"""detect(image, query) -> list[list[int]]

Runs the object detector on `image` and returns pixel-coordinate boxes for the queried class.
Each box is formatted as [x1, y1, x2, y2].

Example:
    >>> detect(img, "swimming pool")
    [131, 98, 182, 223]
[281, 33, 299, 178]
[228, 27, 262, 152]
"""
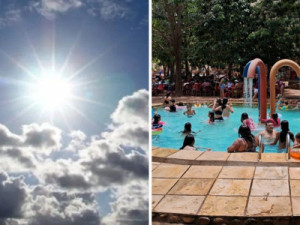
[152, 105, 300, 153]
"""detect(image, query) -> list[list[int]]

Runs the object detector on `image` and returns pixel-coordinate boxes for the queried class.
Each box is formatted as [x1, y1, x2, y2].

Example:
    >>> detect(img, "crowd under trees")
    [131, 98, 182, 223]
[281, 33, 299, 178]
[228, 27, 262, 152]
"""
[152, 0, 300, 96]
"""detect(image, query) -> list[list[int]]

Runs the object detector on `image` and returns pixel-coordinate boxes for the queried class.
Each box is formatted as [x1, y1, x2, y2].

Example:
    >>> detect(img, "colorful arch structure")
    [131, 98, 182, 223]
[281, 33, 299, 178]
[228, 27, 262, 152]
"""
[244, 58, 268, 121]
[270, 59, 300, 115]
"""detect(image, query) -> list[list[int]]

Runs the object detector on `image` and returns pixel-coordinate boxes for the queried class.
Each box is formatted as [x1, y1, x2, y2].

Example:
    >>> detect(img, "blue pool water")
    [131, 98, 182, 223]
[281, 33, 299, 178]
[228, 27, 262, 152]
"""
[152, 105, 300, 153]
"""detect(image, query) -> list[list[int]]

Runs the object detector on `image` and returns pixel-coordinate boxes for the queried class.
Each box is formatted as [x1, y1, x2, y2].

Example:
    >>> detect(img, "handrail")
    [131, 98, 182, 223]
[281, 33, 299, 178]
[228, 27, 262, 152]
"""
[286, 133, 291, 159]
[258, 134, 263, 160]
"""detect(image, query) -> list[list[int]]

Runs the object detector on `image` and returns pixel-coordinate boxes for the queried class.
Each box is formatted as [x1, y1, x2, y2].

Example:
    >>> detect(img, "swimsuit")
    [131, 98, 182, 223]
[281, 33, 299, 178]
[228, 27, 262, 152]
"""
[215, 110, 223, 120]
[169, 105, 176, 112]
[241, 138, 256, 152]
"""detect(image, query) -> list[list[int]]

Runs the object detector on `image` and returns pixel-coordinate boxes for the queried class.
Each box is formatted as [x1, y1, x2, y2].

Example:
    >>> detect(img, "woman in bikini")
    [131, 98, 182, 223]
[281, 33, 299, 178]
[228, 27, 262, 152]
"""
[212, 98, 224, 120]
[269, 120, 294, 150]
[227, 125, 259, 153]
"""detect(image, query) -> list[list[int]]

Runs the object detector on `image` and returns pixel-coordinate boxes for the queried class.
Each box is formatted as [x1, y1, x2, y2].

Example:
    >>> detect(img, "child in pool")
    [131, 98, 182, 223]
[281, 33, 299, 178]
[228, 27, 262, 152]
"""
[207, 111, 215, 124]
[183, 104, 196, 116]
[180, 134, 196, 150]
[293, 133, 300, 148]
[165, 99, 176, 112]
[180, 122, 197, 136]
[241, 112, 256, 130]
[152, 114, 163, 129]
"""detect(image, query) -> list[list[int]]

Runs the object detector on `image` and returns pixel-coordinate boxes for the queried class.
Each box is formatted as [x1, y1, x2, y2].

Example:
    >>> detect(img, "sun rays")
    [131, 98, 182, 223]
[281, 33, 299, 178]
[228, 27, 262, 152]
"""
[0, 27, 110, 130]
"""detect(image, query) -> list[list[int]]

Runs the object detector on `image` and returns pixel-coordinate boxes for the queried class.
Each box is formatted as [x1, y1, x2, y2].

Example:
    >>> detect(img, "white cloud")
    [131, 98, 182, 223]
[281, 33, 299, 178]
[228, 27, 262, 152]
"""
[0, 173, 27, 218]
[31, 0, 83, 20]
[111, 89, 148, 125]
[102, 182, 148, 225]
[0, 89, 149, 224]
[98, 0, 128, 20]
[0, 0, 134, 25]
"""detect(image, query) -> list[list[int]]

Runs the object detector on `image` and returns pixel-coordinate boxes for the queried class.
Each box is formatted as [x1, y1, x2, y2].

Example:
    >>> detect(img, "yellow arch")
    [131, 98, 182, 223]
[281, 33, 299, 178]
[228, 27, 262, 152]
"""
[270, 59, 300, 115]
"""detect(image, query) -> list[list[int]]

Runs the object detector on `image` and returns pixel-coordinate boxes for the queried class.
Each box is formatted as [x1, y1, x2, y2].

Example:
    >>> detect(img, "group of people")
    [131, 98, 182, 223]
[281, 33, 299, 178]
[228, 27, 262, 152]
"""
[154, 93, 300, 153]
[178, 112, 300, 153]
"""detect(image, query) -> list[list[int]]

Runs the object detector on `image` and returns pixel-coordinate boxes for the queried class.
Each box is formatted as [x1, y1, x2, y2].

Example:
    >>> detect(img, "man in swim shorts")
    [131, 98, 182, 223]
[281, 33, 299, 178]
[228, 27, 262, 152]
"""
[256, 120, 279, 143]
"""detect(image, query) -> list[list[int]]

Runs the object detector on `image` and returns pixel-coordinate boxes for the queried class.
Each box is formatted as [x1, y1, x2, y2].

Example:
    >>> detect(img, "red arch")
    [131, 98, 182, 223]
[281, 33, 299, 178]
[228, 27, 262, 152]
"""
[247, 58, 267, 120]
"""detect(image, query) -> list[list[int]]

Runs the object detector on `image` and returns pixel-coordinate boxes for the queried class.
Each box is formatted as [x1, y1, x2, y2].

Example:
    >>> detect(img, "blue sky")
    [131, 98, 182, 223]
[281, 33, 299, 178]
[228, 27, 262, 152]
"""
[0, 1, 148, 224]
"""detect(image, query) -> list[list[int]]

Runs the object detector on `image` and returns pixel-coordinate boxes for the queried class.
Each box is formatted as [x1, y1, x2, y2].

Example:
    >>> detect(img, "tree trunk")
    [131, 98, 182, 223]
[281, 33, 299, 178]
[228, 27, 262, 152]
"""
[185, 59, 190, 81]
[205, 66, 210, 77]
[170, 62, 175, 83]
[164, 0, 183, 96]
[174, 52, 182, 96]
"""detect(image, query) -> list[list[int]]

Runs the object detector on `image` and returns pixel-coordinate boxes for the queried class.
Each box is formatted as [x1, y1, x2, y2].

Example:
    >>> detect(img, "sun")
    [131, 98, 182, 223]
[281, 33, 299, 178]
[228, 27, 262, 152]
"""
[32, 71, 73, 110]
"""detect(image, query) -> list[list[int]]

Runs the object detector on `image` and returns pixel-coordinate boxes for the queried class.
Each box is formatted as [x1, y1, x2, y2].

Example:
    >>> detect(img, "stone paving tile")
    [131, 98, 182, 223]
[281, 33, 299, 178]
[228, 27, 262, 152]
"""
[152, 195, 164, 209]
[152, 148, 178, 158]
[196, 152, 230, 161]
[290, 180, 300, 196]
[209, 179, 251, 196]
[246, 197, 292, 216]
[219, 166, 255, 179]
[152, 164, 189, 178]
[168, 150, 204, 160]
[152, 163, 160, 171]
[250, 180, 289, 196]
[227, 153, 258, 162]
[260, 153, 287, 162]
[154, 195, 205, 215]
[152, 178, 178, 195]
[254, 167, 288, 179]
[169, 179, 215, 196]
[289, 167, 300, 179]
[291, 197, 300, 216]
[199, 196, 247, 216]
[183, 166, 222, 179]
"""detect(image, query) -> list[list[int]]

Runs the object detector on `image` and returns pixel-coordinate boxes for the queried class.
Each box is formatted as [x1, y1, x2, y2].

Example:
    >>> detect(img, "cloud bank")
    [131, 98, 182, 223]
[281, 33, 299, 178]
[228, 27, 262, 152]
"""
[0, 89, 149, 225]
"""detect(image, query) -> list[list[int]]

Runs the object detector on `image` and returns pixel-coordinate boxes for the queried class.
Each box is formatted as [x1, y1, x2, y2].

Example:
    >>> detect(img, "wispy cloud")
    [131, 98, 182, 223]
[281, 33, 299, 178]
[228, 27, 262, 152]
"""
[0, 89, 149, 224]
[0, 6, 22, 28]
[30, 0, 83, 20]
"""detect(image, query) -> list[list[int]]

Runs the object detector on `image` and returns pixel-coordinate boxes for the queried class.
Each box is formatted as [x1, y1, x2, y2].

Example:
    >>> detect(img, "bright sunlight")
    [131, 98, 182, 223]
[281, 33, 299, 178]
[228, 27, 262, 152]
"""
[32, 71, 73, 110]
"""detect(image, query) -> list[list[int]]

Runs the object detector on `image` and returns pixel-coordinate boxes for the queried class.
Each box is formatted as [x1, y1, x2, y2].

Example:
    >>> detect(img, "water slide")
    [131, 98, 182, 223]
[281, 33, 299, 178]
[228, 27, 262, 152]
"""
[243, 58, 267, 121]
[269, 59, 300, 115]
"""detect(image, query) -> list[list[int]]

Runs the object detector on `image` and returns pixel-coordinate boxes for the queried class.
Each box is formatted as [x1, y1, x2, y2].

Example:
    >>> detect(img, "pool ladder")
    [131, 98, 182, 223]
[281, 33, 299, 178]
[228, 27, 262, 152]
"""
[286, 133, 291, 159]
[258, 134, 291, 160]
[258, 135, 263, 159]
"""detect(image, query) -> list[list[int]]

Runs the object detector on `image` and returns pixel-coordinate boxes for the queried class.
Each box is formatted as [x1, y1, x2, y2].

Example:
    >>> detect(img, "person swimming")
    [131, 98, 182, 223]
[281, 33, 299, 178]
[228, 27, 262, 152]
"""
[256, 120, 278, 144]
[183, 104, 196, 116]
[213, 98, 224, 120]
[227, 125, 259, 153]
[180, 122, 197, 136]
[152, 114, 163, 129]
[222, 98, 234, 118]
[180, 134, 196, 150]
[269, 120, 294, 150]
[207, 111, 215, 124]
[241, 112, 255, 130]
[169, 99, 177, 112]
[260, 113, 280, 127]
[293, 132, 300, 148]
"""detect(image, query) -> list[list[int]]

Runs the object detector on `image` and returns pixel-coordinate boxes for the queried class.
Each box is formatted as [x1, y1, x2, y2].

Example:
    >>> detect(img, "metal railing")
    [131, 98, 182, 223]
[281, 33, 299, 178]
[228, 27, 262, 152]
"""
[258, 135, 263, 160]
[286, 133, 291, 159]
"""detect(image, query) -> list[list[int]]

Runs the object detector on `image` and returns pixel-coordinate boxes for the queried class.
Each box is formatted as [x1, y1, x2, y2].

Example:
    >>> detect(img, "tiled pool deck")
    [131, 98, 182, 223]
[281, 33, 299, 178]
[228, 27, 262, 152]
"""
[152, 147, 300, 224]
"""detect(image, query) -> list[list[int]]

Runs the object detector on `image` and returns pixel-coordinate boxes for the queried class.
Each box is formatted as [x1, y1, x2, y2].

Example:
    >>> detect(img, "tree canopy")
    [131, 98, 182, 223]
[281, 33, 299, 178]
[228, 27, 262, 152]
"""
[152, 0, 300, 95]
